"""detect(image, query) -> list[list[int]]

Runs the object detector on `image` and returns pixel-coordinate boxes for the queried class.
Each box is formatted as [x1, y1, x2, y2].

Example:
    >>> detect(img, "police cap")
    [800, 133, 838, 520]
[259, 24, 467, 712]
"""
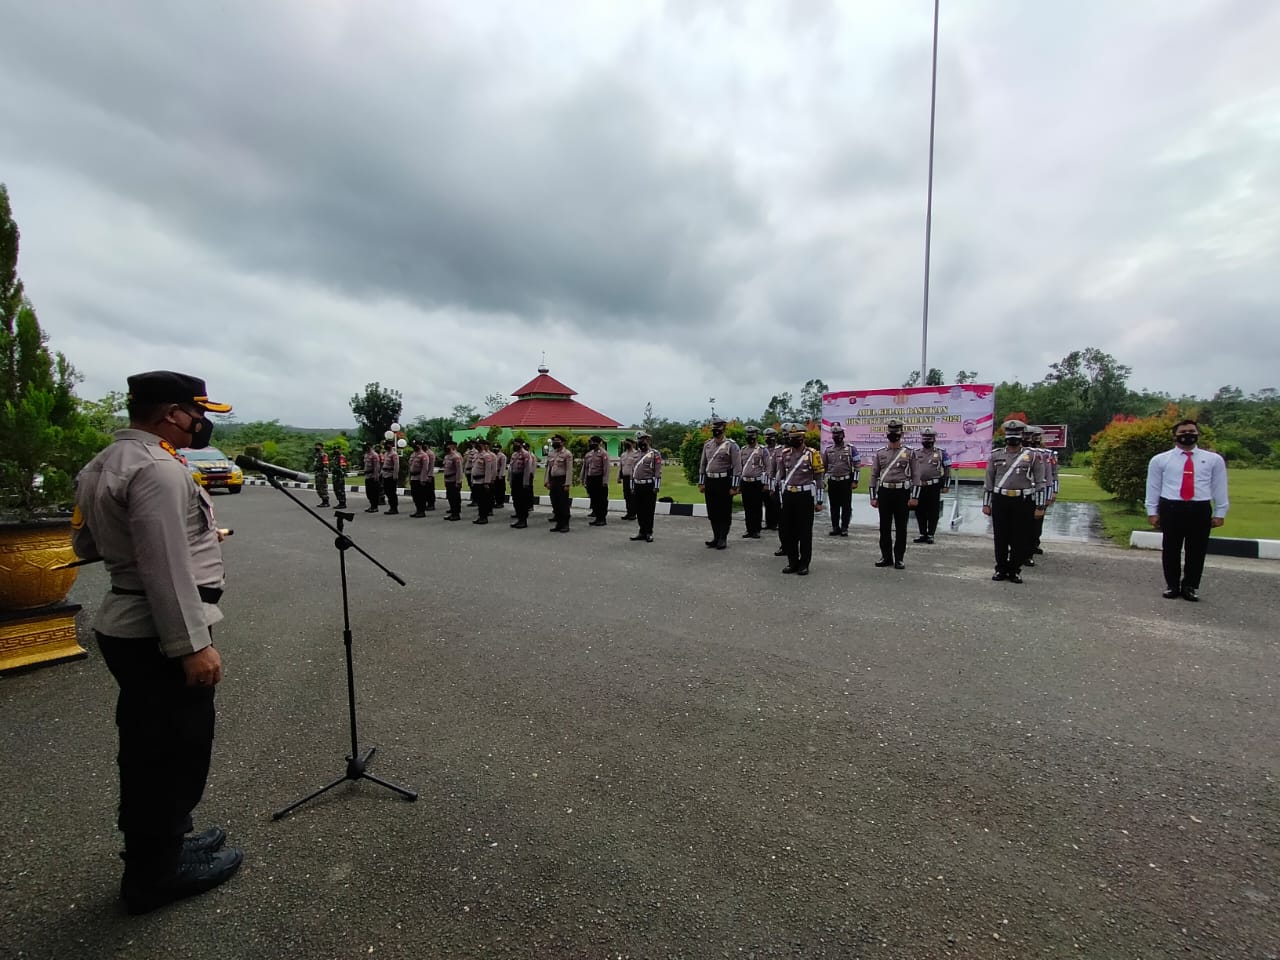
[127, 370, 231, 412]
[763, 427, 777, 437]
[745, 424, 759, 435]
[831, 422, 845, 433]
[711, 416, 728, 426]
[1002, 420, 1026, 435]
[920, 427, 937, 438]
[1023, 424, 1044, 438]
[886, 418, 904, 431]
[635, 429, 651, 440]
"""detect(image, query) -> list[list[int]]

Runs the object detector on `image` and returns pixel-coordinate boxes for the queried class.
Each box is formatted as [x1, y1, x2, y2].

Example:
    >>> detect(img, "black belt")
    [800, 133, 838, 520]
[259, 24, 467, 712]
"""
[113, 585, 224, 604]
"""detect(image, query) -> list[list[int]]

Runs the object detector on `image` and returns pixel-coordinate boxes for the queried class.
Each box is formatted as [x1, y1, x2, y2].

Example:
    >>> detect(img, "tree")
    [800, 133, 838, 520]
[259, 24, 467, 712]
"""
[641, 402, 658, 435]
[760, 393, 793, 429]
[483, 392, 509, 415]
[450, 403, 480, 427]
[1090, 407, 1211, 504]
[799, 378, 829, 421]
[954, 370, 979, 384]
[405, 415, 458, 450]
[349, 382, 403, 446]
[1035, 347, 1132, 457]
[902, 368, 944, 387]
[79, 390, 128, 435]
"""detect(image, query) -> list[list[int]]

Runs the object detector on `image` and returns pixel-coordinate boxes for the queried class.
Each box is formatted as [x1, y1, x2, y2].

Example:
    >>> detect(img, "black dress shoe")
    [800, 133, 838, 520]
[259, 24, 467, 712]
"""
[384, 509, 399, 515]
[621, 514, 636, 520]
[630, 534, 646, 541]
[992, 571, 1008, 581]
[510, 521, 527, 528]
[183, 826, 227, 855]
[1182, 587, 1199, 602]
[924, 535, 935, 544]
[1162, 587, 1180, 599]
[1008, 572, 1024, 584]
[364, 507, 379, 513]
[705, 539, 718, 547]
[445, 514, 460, 521]
[829, 529, 842, 536]
[913, 535, 929, 543]
[645, 535, 653, 542]
[774, 549, 787, 556]
[742, 532, 760, 539]
[1025, 558, 1036, 567]
[839, 530, 849, 537]
[875, 559, 893, 568]
[551, 526, 569, 533]
[715, 540, 727, 550]
[894, 561, 905, 570]
[121, 847, 244, 915]
[1034, 547, 1045, 555]
[409, 512, 426, 518]
[782, 565, 798, 574]
[796, 567, 809, 576]
[472, 518, 487, 524]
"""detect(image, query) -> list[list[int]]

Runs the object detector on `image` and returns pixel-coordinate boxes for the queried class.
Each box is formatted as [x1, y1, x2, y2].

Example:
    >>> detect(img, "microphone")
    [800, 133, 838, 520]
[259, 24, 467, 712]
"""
[235, 454, 312, 484]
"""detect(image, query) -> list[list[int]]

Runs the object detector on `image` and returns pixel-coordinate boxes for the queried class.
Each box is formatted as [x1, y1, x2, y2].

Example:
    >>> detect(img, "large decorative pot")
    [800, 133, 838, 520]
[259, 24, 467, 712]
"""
[0, 520, 86, 672]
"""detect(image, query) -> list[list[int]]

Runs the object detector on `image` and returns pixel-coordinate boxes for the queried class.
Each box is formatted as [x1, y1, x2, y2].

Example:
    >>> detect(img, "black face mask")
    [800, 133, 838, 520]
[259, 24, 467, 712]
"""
[1006, 439, 1022, 449]
[639, 441, 649, 450]
[789, 437, 803, 448]
[1175, 434, 1198, 447]
[185, 411, 214, 450]
[886, 432, 902, 443]
[922, 440, 935, 448]
[552, 442, 563, 450]
[712, 428, 724, 437]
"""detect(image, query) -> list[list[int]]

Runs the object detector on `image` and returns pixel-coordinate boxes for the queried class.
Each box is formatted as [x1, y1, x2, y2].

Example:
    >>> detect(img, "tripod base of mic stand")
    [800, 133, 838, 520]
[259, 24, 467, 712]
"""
[272, 746, 418, 820]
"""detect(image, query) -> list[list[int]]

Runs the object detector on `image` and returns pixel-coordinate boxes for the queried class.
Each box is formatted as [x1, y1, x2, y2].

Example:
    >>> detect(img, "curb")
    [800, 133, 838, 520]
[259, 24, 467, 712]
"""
[1129, 530, 1280, 560]
[241, 479, 710, 517]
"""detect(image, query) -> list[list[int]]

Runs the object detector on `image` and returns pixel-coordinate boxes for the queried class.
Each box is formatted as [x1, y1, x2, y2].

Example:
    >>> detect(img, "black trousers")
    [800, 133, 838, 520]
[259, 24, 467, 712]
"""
[510, 473, 531, 519]
[991, 494, 1034, 574]
[364, 476, 381, 509]
[97, 632, 215, 875]
[876, 488, 911, 562]
[381, 477, 398, 512]
[704, 476, 733, 543]
[409, 480, 428, 513]
[915, 483, 943, 536]
[472, 480, 492, 519]
[740, 480, 765, 534]
[1158, 498, 1212, 590]
[781, 491, 816, 569]
[585, 476, 607, 520]
[549, 478, 570, 527]
[633, 481, 657, 536]
[763, 478, 779, 529]
[445, 481, 462, 517]
[1029, 511, 1044, 553]
[621, 476, 634, 517]
[827, 478, 853, 532]
[331, 474, 347, 507]
[493, 475, 507, 507]
[423, 473, 435, 509]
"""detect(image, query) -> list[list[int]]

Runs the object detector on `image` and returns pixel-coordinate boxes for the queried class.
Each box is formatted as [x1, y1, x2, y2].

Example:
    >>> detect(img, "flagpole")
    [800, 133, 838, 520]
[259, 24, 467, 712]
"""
[921, 0, 940, 384]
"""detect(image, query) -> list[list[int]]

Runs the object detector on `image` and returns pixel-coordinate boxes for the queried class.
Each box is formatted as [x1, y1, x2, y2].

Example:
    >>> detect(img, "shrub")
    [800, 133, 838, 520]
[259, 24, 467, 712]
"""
[1091, 408, 1215, 503]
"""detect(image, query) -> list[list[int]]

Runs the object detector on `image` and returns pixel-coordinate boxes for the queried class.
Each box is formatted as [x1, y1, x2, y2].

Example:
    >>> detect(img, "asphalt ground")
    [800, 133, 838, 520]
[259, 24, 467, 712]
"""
[2, 487, 1277, 960]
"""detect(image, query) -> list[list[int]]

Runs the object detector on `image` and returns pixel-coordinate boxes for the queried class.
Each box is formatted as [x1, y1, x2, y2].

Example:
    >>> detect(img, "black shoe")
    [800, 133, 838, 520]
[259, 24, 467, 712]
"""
[875, 559, 893, 568]
[992, 572, 1008, 581]
[319, 502, 330, 508]
[782, 565, 798, 574]
[1162, 587, 1180, 599]
[715, 540, 727, 550]
[511, 521, 527, 528]
[630, 534, 646, 541]
[511, 514, 521, 519]
[183, 826, 227, 855]
[1034, 547, 1045, 555]
[894, 561, 905, 570]
[551, 525, 569, 533]
[1182, 587, 1199, 602]
[364, 507, 379, 513]
[705, 539, 718, 547]
[621, 514, 636, 520]
[774, 549, 787, 556]
[1025, 558, 1036, 567]
[1008, 572, 1024, 584]
[830, 529, 842, 536]
[121, 847, 244, 915]
[645, 535, 653, 542]
[409, 512, 426, 518]
[384, 509, 399, 515]
[913, 535, 929, 543]
[336, 503, 347, 509]
[839, 530, 849, 537]
[445, 514, 460, 521]
[472, 518, 487, 524]
[742, 532, 759, 539]
[796, 567, 809, 576]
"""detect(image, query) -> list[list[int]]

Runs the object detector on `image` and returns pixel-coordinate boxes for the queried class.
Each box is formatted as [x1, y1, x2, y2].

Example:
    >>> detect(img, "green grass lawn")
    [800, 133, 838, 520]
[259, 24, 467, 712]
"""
[955, 467, 1280, 544]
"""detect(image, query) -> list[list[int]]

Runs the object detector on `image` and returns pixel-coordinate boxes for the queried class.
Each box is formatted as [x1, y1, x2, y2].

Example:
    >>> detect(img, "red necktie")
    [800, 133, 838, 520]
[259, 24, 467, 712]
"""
[1179, 451, 1195, 500]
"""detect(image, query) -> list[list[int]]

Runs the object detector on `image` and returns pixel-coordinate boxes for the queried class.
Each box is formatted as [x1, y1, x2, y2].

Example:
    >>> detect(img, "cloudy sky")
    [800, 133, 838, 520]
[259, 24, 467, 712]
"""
[1, 0, 1276, 428]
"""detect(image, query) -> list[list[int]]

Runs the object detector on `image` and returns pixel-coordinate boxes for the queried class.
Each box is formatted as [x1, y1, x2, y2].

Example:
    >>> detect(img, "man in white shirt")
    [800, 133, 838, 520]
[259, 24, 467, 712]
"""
[1144, 419, 1229, 602]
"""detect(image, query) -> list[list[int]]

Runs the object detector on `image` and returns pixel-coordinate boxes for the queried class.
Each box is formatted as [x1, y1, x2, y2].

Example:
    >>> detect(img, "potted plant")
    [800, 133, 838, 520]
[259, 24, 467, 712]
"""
[0, 183, 108, 669]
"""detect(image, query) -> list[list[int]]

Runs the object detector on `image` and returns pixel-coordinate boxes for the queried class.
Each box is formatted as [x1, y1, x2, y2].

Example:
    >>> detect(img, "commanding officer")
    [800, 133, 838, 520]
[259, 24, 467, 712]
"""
[1021, 425, 1056, 563]
[71, 371, 244, 914]
[362, 442, 382, 513]
[469, 438, 497, 524]
[738, 425, 770, 539]
[582, 435, 612, 526]
[618, 438, 639, 521]
[407, 440, 430, 518]
[698, 416, 742, 549]
[868, 419, 918, 569]
[982, 420, 1047, 583]
[773, 422, 825, 575]
[912, 427, 951, 544]
[380, 440, 400, 514]
[823, 423, 861, 537]
[441, 440, 464, 520]
[543, 434, 574, 532]
[1145, 418, 1229, 601]
[762, 427, 781, 532]
[328, 443, 348, 509]
[628, 430, 663, 542]
[507, 439, 537, 528]
[311, 442, 331, 507]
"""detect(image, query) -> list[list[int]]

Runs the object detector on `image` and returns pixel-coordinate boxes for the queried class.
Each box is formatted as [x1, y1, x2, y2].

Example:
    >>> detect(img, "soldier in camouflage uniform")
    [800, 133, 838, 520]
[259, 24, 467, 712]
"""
[329, 443, 348, 509]
[982, 420, 1047, 583]
[311, 442, 330, 507]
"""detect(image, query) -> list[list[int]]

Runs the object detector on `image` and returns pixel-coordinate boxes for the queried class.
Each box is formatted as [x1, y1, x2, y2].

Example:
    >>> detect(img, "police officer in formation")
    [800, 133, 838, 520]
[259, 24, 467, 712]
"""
[867, 419, 917, 569]
[698, 416, 742, 549]
[408, 440, 431, 518]
[543, 434, 574, 532]
[738, 425, 771, 539]
[771, 422, 825, 575]
[380, 440, 400, 515]
[328, 443, 348, 509]
[618, 438, 638, 521]
[507, 438, 538, 528]
[311, 441, 330, 507]
[761, 427, 781, 532]
[912, 427, 951, 544]
[628, 429, 662, 543]
[582, 435, 612, 526]
[823, 424, 860, 537]
[469, 438, 497, 524]
[982, 420, 1047, 583]
[441, 440, 464, 521]
[1022, 425, 1056, 563]
[362, 442, 382, 513]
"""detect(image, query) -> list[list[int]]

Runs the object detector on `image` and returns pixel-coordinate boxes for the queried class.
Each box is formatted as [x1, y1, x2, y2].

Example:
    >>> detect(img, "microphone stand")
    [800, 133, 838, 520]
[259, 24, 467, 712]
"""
[257, 471, 418, 820]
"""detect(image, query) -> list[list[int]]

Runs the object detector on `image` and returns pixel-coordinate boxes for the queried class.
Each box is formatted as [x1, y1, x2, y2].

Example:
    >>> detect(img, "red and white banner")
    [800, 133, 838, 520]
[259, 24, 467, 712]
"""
[1033, 424, 1068, 449]
[821, 384, 997, 469]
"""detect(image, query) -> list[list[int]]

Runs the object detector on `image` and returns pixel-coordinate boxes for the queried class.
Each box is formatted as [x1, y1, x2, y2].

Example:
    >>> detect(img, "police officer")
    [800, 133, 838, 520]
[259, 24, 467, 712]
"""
[544, 434, 574, 532]
[618, 438, 639, 521]
[1022, 425, 1056, 564]
[738, 425, 770, 539]
[762, 427, 781, 532]
[329, 443, 348, 509]
[311, 442, 330, 507]
[629, 430, 663, 543]
[408, 440, 430, 517]
[380, 440, 400, 514]
[362, 442, 382, 513]
[469, 438, 497, 524]
[71, 371, 244, 913]
[463, 440, 477, 506]
[823, 423, 861, 537]
[441, 440, 464, 520]
[982, 420, 1047, 583]
[698, 416, 742, 549]
[492, 439, 509, 510]
[507, 439, 537, 528]
[419, 441, 437, 512]
[773, 422, 825, 575]
[867, 419, 917, 569]
[582, 435, 612, 526]
[912, 427, 951, 544]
